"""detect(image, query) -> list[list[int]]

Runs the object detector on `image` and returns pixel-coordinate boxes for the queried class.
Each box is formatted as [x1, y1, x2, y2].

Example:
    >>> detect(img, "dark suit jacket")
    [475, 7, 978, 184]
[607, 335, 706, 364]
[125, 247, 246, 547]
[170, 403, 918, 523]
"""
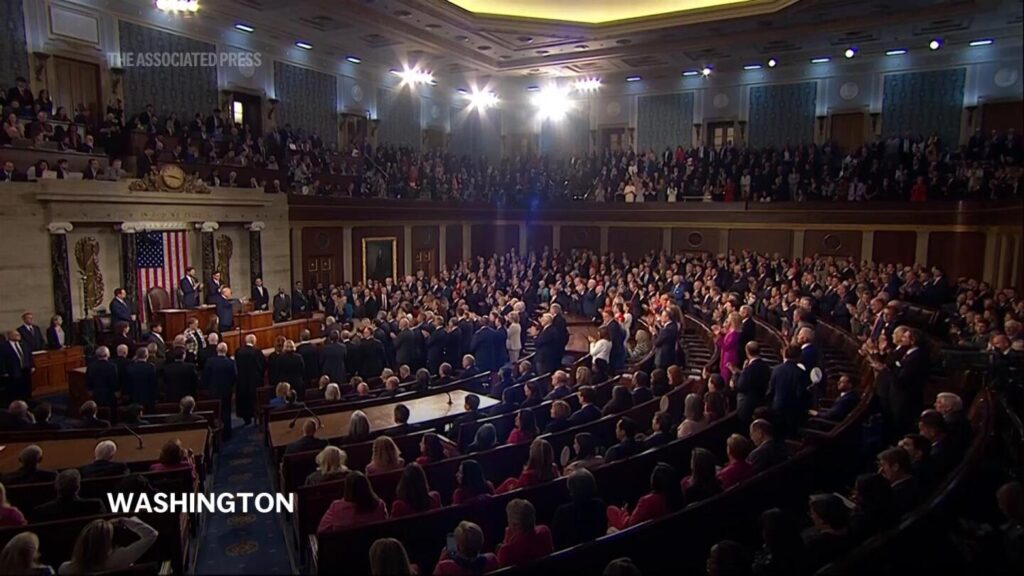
[470, 326, 498, 372]
[534, 325, 562, 375]
[285, 435, 329, 455]
[125, 360, 158, 407]
[1, 467, 57, 486]
[606, 320, 627, 370]
[359, 338, 386, 378]
[273, 293, 291, 322]
[394, 329, 420, 369]
[163, 359, 199, 402]
[319, 342, 347, 385]
[632, 387, 654, 405]
[17, 325, 45, 351]
[552, 498, 607, 549]
[179, 276, 200, 308]
[251, 285, 270, 311]
[747, 438, 789, 472]
[736, 358, 772, 424]
[890, 348, 928, 432]
[213, 294, 235, 330]
[202, 355, 237, 399]
[79, 459, 130, 479]
[740, 318, 757, 357]
[33, 496, 106, 522]
[110, 297, 133, 324]
[0, 340, 33, 379]
[297, 342, 320, 383]
[653, 321, 680, 370]
[86, 359, 120, 406]
[276, 353, 306, 395]
[567, 404, 602, 426]
[821, 390, 860, 421]
[768, 360, 811, 435]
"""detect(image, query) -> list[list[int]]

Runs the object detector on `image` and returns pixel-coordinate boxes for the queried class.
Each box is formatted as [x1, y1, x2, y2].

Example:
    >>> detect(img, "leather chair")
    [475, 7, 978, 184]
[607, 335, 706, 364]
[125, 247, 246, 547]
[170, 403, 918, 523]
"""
[146, 286, 172, 320]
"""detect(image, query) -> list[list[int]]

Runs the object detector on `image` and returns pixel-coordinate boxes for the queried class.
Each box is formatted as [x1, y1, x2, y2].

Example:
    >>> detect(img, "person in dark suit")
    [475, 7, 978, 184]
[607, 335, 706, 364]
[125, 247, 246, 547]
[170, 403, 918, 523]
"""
[739, 305, 757, 358]
[212, 286, 241, 333]
[533, 314, 562, 375]
[234, 334, 265, 426]
[273, 288, 291, 322]
[811, 375, 859, 422]
[70, 400, 111, 429]
[251, 277, 270, 311]
[46, 315, 68, 350]
[470, 321, 498, 372]
[734, 342, 772, 425]
[202, 343, 237, 439]
[796, 326, 825, 399]
[604, 417, 643, 463]
[276, 340, 307, 398]
[206, 271, 223, 305]
[166, 396, 205, 424]
[85, 346, 119, 415]
[32, 469, 107, 522]
[889, 329, 928, 436]
[17, 312, 45, 352]
[0, 400, 33, 431]
[79, 440, 130, 478]
[630, 371, 654, 404]
[551, 469, 607, 549]
[392, 319, 420, 372]
[1, 330, 34, 401]
[291, 281, 308, 314]
[109, 287, 134, 326]
[426, 318, 447, 375]
[125, 347, 158, 410]
[767, 345, 811, 437]
[359, 328, 386, 378]
[1, 445, 57, 486]
[163, 348, 198, 402]
[285, 419, 328, 455]
[653, 310, 680, 371]
[878, 446, 921, 516]
[747, 419, 789, 473]
[319, 331, 347, 386]
[296, 330, 320, 385]
[179, 266, 201, 308]
[551, 303, 570, 356]
[567, 386, 602, 426]
[601, 310, 627, 372]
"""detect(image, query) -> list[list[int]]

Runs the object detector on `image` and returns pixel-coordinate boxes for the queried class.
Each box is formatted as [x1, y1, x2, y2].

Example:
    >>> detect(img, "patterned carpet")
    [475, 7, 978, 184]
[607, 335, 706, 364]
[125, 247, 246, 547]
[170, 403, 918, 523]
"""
[194, 417, 294, 575]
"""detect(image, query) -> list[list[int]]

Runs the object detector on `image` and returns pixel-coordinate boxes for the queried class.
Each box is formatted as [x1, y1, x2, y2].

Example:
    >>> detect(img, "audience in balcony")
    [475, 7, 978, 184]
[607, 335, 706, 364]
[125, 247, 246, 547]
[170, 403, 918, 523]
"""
[432, 520, 498, 575]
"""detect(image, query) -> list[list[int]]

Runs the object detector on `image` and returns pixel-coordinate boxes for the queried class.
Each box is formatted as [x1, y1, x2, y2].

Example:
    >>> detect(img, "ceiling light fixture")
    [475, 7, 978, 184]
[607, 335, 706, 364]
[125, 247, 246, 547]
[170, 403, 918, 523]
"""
[767, 58, 777, 68]
[625, 75, 642, 82]
[969, 38, 993, 47]
[526, 85, 540, 92]
[929, 39, 943, 50]
[743, 64, 762, 70]
[532, 84, 573, 120]
[466, 89, 499, 110]
[573, 77, 602, 92]
[156, 0, 199, 12]
[701, 66, 712, 76]
[393, 66, 434, 86]
[682, 70, 700, 77]
[885, 48, 908, 56]
[810, 57, 831, 64]
[346, 56, 361, 64]
[295, 41, 313, 50]
[234, 23, 254, 33]
[844, 47, 857, 59]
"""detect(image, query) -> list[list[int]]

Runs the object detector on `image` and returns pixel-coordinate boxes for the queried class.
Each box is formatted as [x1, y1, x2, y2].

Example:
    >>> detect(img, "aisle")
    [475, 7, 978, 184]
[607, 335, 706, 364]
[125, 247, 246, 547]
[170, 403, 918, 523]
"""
[194, 418, 293, 575]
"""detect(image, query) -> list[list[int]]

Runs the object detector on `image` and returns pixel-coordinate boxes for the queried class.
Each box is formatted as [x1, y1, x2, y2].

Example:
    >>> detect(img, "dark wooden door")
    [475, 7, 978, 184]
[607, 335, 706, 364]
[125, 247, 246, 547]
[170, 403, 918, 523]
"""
[230, 92, 262, 135]
[981, 101, 1024, 135]
[305, 255, 336, 287]
[52, 57, 100, 128]
[831, 112, 867, 153]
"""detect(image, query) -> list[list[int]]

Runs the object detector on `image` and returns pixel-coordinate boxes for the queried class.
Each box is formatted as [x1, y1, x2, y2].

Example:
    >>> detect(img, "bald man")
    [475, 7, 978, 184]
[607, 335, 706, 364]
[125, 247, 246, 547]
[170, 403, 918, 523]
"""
[202, 342, 237, 439]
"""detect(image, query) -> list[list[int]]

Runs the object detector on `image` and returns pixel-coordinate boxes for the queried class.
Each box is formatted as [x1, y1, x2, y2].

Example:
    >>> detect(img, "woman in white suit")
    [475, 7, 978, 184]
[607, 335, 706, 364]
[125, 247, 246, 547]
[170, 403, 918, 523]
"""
[506, 311, 522, 363]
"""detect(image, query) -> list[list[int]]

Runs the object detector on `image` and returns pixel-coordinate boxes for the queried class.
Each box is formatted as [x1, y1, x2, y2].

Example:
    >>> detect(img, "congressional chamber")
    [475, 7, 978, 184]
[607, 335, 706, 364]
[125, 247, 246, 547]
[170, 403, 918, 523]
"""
[0, 0, 1022, 575]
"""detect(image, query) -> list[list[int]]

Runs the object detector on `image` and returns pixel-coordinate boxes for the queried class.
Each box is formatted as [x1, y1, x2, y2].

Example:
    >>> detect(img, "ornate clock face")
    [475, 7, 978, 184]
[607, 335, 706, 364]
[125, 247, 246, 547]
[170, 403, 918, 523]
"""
[161, 165, 186, 189]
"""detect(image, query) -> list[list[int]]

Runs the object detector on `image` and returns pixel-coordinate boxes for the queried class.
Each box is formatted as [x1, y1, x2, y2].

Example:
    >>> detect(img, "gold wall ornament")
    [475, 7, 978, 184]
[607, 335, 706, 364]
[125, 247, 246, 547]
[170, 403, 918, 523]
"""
[128, 165, 211, 193]
[74, 237, 104, 312]
[216, 234, 234, 287]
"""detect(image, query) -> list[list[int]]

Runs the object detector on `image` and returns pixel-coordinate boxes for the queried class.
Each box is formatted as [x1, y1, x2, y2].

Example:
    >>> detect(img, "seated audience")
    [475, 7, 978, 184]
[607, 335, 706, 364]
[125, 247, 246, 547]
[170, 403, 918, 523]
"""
[167, 396, 204, 423]
[507, 409, 539, 444]
[417, 433, 447, 465]
[552, 469, 607, 548]
[269, 382, 292, 409]
[452, 460, 494, 505]
[544, 370, 572, 400]
[149, 438, 197, 482]
[717, 434, 756, 489]
[0, 532, 55, 575]
[496, 499, 553, 568]
[318, 472, 388, 532]
[602, 385, 634, 416]
[466, 423, 497, 453]
[496, 439, 558, 493]
[809, 374, 859, 421]
[79, 440, 129, 478]
[677, 393, 709, 437]
[0, 483, 26, 527]
[58, 516, 158, 575]
[369, 538, 417, 576]
[681, 447, 723, 504]
[803, 493, 852, 572]
[877, 446, 921, 516]
[604, 417, 642, 462]
[748, 419, 788, 473]
[564, 432, 605, 474]
[567, 386, 601, 426]
[348, 410, 371, 442]
[630, 371, 654, 404]
[918, 408, 962, 477]
[607, 463, 683, 530]
[848, 473, 899, 542]
[707, 540, 751, 576]
[286, 419, 328, 455]
[433, 521, 498, 575]
[366, 436, 405, 475]
[751, 508, 805, 576]
[545, 400, 572, 434]
[72, 401, 110, 429]
[305, 446, 350, 486]
[644, 411, 675, 449]
[33, 469, 106, 522]
[391, 463, 442, 518]
[1, 444, 56, 486]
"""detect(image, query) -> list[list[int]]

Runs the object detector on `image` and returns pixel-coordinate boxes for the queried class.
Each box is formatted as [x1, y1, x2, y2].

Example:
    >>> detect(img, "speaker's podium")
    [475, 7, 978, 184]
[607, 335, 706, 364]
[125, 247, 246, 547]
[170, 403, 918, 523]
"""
[153, 305, 217, 337]
[237, 310, 273, 330]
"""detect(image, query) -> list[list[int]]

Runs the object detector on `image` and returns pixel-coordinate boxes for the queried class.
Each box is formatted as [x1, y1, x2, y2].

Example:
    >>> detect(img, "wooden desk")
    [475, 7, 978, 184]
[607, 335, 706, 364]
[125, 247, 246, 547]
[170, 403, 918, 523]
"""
[268, 390, 498, 448]
[564, 315, 599, 356]
[220, 317, 323, 354]
[31, 346, 85, 397]
[0, 428, 209, 473]
[154, 306, 216, 337]
[238, 311, 273, 331]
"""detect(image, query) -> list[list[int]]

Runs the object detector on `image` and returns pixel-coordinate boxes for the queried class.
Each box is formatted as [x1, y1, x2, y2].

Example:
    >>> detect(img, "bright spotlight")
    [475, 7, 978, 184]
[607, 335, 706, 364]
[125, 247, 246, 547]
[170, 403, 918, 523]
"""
[533, 85, 573, 121]
[573, 77, 602, 93]
[844, 47, 857, 59]
[466, 89, 499, 110]
[156, 0, 199, 12]
[393, 67, 434, 86]
[701, 66, 713, 76]
[929, 39, 943, 50]
[767, 58, 777, 68]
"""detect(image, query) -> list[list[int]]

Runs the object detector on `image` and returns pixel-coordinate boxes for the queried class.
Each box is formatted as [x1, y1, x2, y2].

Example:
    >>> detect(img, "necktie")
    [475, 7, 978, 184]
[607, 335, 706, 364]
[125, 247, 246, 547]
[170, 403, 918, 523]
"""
[14, 342, 24, 366]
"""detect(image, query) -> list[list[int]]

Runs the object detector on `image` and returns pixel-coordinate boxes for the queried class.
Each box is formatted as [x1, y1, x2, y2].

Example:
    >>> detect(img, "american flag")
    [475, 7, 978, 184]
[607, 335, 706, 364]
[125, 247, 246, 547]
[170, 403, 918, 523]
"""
[136, 230, 189, 322]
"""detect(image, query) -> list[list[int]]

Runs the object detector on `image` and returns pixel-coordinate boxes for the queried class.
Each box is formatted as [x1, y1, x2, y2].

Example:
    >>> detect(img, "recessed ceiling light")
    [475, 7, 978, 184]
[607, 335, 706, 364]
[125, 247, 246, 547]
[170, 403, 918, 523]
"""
[701, 66, 713, 76]
[767, 58, 778, 68]
[810, 57, 831, 64]
[234, 23, 254, 33]
[346, 56, 361, 64]
[625, 75, 642, 82]
[526, 85, 540, 92]
[969, 38, 993, 47]
[295, 41, 313, 50]
[517, 36, 534, 43]
[885, 48, 907, 56]
[743, 64, 762, 70]
[844, 47, 857, 59]
[929, 39, 943, 50]
[682, 70, 700, 77]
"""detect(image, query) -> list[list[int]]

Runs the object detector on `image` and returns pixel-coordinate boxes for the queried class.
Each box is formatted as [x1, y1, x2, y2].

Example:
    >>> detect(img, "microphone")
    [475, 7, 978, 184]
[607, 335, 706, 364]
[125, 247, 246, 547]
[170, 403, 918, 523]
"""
[288, 404, 324, 429]
[446, 390, 453, 406]
[121, 424, 144, 450]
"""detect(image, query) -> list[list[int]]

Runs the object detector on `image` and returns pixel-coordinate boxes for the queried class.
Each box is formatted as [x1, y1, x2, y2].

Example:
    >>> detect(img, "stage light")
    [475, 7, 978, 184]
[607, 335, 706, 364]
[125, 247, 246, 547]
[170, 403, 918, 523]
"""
[767, 58, 777, 68]
[295, 41, 313, 50]
[885, 48, 907, 56]
[156, 0, 199, 12]
[532, 84, 573, 121]
[929, 39, 943, 51]
[346, 56, 362, 64]
[810, 57, 831, 64]
[393, 67, 434, 86]
[625, 75, 642, 82]
[234, 23, 254, 33]
[743, 64, 762, 70]
[701, 66, 712, 76]
[682, 70, 700, 77]
[526, 85, 540, 92]
[573, 77, 602, 92]
[466, 89, 499, 110]
[969, 39, 993, 47]
[844, 47, 857, 59]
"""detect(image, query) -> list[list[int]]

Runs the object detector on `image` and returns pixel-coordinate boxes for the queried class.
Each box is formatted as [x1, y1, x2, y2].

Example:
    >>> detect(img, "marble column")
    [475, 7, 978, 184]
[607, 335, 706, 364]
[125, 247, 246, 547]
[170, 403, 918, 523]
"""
[48, 222, 74, 334]
[246, 221, 265, 287]
[118, 223, 140, 314]
[197, 221, 219, 287]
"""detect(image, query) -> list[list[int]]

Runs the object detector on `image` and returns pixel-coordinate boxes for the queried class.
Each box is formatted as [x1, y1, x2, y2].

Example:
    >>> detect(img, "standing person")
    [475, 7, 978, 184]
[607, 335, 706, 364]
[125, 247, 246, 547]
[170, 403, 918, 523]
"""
[276, 340, 307, 398]
[234, 334, 265, 427]
[124, 347, 158, 410]
[715, 312, 743, 384]
[212, 286, 242, 333]
[84, 346, 118, 417]
[1, 331, 34, 402]
[251, 277, 269, 311]
[653, 310, 680, 371]
[767, 345, 811, 437]
[202, 343, 237, 440]
[206, 271, 223, 304]
[733, 342, 771, 425]
[507, 311, 523, 363]
[179, 266, 200, 308]
[320, 331, 348, 386]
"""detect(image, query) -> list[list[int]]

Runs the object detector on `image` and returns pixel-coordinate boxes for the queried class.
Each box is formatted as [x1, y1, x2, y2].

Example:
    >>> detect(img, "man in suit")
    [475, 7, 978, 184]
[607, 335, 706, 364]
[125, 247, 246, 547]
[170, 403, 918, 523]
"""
[179, 266, 201, 308]
[206, 271, 223, 304]
[652, 310, 680, 371]
[273, 288, 291, 322]
[601, 310, 627, 372]
[319, 331, 347, 386]
[109, 287, 134, 326]
[0, 445, 57, 486]
[163, 348, 198, 403]
[767, 344, 811, 437]
[285, 419, 328, 455]
[234, 334, 265, 426]
[811, 374, 859, 422]
[251, 277, 270, 311]
[85, 346, 119, 416]
[747, 419, 789, 473]
[212, 286, 241, 333]
[393, 318, 421, 371]
[79, 440, 130, 479]
[297, 330, 320, 386]
[125, 347, 158, 410]
[359, 327, 386, 378]
[796, 326, 825, 400]
[733, 341, 772, 425]
[739, 305, 757, 358]
[146, 323, 167, 363]
[0, 400, 33, 431]
[470, 320, 497, 372]
[544, 370, 573, 401]
[878, 446, 921, 516]
[32, 469, 107, 522]
[426, 317, 448, 375]
[550, 303, 570, 356]
[1, 330, 34, 401]
[203, 342, 237, 439]
[533, 313, 562, 375]
[889, 329, 928, 435]
[17, 312, 45, 352]
[567, 386, 602, 426]
[71, 400, 111, 429]
[292, 281, 308, 315]
[166, 395, 205, 424]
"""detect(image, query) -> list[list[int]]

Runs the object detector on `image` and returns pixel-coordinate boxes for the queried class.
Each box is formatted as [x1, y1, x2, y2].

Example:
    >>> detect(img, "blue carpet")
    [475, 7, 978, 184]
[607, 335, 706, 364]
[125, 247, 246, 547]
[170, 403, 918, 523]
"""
[195, 417, 294, 575]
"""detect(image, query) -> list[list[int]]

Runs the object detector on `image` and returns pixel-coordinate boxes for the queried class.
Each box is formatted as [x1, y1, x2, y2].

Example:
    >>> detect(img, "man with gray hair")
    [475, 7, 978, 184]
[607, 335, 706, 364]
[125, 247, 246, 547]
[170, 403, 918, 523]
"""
[0, 400, 33, 430]
[79, 439, 129, 478]
[33, 469, 107, 521]
[167, 395, 204, 424]
[934, 391, 970, 449]
[551, 469, 607, 548]
[85, 346, 120, 416]
[1, 444, 56, 485]
[203, 342, 237, 439]
[499, 499, 553, 566]
[234, 333, 265, 426]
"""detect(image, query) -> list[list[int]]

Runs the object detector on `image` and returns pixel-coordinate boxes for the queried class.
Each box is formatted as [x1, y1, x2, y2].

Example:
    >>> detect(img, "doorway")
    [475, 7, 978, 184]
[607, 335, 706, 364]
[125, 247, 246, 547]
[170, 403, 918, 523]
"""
[305, 255, 337, 287]
[228, 91, 263, 135]
[414, 248, 437, 277]
[599, 126, 627, 152]
[340, 113, 368, 150]
[706, 121, 736, 147]
[52, 56, 101, 129]
[981, 101, 1024, 135]
[830, 112, 867, 153]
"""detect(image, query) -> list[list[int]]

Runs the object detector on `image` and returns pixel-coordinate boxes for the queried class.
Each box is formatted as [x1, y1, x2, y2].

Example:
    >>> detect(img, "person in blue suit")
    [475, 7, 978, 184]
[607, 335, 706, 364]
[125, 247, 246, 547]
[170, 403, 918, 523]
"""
[767, 345, 812, 437]
[125, 347, 158, 410]
[179, 266, 201, 308]
[109, 288, 133, 326]
[85, 346, 120, 416]
[532, 313, 562, 375]
[796, 326, 824, 399]
[652, 310, 680, 371]
[212, 286, 242, 333]
[202, 342, 237, 439]
[812, 374, 859, 422]
[1, 330, 35, 401]
[470, 320, 498, 372]
[601, 310, 627, 372]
